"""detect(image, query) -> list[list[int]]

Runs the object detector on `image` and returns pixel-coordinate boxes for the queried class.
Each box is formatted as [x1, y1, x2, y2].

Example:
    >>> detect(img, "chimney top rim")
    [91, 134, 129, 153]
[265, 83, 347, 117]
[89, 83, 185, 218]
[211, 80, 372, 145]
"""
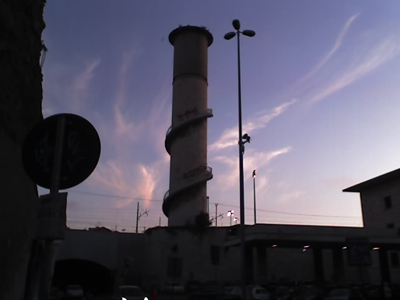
[169, 25, 213, 47]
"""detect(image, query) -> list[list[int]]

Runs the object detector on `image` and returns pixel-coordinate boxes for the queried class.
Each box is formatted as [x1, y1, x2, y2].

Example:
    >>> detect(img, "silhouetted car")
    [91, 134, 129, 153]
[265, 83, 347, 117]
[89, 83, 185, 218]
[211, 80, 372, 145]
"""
[323, 288, 365, 300]
[293, 285, 324, 300]
[66, 284, 84, 299]
[251, 286, 270, 300]
[271, 286, 293, 300]
[190, 282, 230, 300]
[185, 280, 202, 293]
[163, 282, 185, 293]
[225, 286, 242, 299]
[114, 285, 149, 300]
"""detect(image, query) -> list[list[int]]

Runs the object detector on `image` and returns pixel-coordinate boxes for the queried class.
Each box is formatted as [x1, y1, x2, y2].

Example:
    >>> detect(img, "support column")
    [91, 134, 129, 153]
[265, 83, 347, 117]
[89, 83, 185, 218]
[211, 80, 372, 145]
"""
[313, 247, 324, 285]
[379, 249, 391, 283]
[332, 247, 345, 285]
[245, 245, 253, 284]
[255, 244, 267, 284]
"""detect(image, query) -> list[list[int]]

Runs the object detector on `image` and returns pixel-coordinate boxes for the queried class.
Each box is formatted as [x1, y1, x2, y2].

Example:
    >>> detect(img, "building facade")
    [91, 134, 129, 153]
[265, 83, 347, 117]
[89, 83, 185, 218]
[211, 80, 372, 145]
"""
[54, 169, 400, 292]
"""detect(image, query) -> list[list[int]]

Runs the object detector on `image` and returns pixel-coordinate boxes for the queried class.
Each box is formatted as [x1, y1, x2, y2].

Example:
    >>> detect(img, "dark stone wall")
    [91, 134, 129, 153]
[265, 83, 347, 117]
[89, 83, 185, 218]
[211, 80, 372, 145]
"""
[0, 0, 46, 298]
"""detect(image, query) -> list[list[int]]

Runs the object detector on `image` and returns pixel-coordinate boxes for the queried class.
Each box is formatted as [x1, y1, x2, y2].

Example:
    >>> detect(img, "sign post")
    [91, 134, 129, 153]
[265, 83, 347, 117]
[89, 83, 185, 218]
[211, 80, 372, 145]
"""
[36, 193, 67, 240]
[22, 113, 101, 300]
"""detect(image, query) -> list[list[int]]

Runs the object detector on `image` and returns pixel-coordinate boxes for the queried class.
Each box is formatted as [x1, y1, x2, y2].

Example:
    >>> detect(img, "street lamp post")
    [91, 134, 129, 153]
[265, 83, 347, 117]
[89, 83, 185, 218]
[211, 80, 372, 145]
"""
[253, 169, 257, 224]
[224, 19, 255, 300]
[227, 210, 234, 226]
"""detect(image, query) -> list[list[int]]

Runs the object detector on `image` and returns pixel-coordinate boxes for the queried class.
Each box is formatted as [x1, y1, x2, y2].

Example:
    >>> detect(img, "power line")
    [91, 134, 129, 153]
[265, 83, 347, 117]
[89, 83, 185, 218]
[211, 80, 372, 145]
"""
[66, 202, 360, 220]
[66, 216, 362, 229]
[65, 190, 361, 220]
[215, 202, 360, 219]
[67, 190, 163, 202]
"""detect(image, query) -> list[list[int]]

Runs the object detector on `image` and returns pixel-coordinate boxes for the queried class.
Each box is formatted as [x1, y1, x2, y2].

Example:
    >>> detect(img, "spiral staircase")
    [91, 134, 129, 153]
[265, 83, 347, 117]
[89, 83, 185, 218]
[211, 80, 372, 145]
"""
[162, 108, 213, 217]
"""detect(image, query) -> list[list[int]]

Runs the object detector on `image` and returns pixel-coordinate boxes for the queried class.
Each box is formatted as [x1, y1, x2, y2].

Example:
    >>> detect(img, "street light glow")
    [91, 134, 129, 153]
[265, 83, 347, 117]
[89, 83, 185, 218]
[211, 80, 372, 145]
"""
[227, 210, 235, 226]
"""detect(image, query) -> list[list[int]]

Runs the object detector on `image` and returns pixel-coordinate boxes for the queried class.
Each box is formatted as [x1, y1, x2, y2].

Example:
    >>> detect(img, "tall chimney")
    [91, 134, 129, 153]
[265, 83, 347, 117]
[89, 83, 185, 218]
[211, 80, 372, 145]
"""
[163, 26, 213, 226]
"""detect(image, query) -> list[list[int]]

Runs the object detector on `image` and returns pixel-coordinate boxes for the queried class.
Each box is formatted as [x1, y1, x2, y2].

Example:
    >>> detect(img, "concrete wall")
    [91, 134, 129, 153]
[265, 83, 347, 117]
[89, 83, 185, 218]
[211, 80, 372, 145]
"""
[360, 178, 400, 229]
[142, 226, 240, 290]
[141, 226, 399, 287]
[57, 230, 120, 270]
[55, 225, 400, 290]
[56, 229, 145, 288]
[116, 231, 146, 286]
[0, 1, 45, 298]
[266, 247, 315, 283]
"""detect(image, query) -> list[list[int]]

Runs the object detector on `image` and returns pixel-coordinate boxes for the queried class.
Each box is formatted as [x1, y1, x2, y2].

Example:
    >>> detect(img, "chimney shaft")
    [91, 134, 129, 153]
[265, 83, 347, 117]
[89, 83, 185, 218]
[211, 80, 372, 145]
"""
[163, 26, 214, 227]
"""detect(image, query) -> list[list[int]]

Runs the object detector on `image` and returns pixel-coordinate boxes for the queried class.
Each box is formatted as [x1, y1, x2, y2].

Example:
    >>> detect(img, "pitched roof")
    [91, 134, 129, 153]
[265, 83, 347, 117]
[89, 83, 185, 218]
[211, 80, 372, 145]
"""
[343, 168, 400, 193]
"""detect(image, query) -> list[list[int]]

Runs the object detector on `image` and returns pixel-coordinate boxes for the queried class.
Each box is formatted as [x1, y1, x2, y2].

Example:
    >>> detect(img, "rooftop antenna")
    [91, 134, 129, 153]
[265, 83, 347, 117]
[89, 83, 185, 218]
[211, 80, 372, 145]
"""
[136, 202, 149, 233]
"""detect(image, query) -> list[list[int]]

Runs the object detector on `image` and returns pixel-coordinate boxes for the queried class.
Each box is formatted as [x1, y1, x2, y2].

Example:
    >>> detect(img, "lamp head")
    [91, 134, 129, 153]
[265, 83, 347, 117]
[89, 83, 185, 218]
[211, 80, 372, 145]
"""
[242, 30, 256, 37]
[242, 133, 251, 143]
[232, 19, 241, 30]
[224, 32, 236, 40]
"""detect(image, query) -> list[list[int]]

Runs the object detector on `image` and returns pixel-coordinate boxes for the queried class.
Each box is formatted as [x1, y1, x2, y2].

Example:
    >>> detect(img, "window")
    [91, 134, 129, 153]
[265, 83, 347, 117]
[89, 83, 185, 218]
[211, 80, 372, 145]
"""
[390, 252, 399, 267]
[384, 196, 392, 209]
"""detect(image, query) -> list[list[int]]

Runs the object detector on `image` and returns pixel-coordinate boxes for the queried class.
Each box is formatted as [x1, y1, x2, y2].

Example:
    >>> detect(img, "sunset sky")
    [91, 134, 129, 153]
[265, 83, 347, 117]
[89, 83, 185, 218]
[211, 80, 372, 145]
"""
[41, 1, 400, 232]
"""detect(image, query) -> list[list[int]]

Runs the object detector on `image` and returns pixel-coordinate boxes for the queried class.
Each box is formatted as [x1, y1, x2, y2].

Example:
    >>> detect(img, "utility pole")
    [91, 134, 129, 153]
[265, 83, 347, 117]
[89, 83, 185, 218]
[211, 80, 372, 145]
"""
[136, 202, 139, 233]
[136, 202, 148, 233]
[211, 204, 223, 227]
[215, 203, 218, 227]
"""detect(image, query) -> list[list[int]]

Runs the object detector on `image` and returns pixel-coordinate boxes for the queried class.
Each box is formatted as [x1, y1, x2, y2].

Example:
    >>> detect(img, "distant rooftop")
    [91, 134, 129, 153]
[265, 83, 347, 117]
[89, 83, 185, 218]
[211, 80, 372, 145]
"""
[343, 168, 400, 192]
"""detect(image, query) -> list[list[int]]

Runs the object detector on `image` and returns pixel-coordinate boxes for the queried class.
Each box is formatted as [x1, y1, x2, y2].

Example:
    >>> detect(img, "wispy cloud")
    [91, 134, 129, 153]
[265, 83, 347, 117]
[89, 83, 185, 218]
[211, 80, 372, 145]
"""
[114, 105, 138, 142]
[210, 147, 292, 191]
[209, 99, 297, 151]
[89, 158, 168, 209]
[43, 58, 100, 115]
[308, 37, 400, 104]
[113, 51, 141, 142]
[298, 13, 360, 86]
[244, 147, 292, 178]
[82, 46, 170, 211]
[72, 59, 100, 93]
[208, 97, 295, 199]
[290, 13, 400, 105]
[138, 165, 157, 207]
[65, 59, 101, 112]
[141, 84, 172, 154]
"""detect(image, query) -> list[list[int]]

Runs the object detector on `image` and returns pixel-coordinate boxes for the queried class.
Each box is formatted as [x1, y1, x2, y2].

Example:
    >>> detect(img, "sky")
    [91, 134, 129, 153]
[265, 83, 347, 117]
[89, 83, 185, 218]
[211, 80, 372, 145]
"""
[41, 1, 400, 232]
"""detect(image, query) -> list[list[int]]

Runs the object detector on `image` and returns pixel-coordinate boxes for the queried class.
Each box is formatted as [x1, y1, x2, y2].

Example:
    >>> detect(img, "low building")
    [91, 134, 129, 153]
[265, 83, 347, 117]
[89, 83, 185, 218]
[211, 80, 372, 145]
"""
[54, 168, 400, 293]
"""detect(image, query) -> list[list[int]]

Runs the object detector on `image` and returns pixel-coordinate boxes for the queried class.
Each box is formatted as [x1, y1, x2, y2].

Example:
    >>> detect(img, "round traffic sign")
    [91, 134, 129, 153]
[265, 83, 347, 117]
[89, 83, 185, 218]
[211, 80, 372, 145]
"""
[22, 113, 101, 190]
